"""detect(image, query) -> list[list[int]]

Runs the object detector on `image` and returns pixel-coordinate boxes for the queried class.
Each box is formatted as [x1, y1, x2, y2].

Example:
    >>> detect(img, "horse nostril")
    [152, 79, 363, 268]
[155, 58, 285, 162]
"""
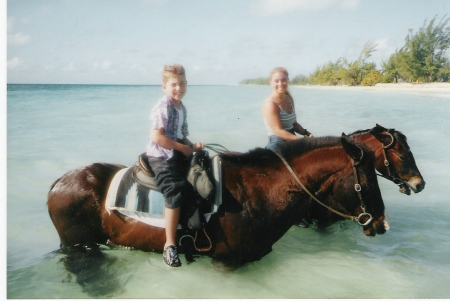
[417, 181, 426, 192]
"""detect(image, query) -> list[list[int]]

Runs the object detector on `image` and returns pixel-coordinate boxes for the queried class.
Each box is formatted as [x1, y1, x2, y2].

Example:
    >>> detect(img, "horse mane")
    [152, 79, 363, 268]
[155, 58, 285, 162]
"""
[348, 128, 408, 145]
[347, 128, 371, 136]
[219, 136, 342, 167]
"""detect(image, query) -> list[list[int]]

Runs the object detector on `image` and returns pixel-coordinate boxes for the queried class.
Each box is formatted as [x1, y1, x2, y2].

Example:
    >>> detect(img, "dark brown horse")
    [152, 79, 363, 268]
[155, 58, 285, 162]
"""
[48, 135, 387, 267]
[349, 124, 425, 195]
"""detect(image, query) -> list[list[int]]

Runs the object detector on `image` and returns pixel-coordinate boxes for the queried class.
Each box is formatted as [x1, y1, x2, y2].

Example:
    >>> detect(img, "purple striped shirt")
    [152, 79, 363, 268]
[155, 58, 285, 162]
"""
[146, 95, 189, 159]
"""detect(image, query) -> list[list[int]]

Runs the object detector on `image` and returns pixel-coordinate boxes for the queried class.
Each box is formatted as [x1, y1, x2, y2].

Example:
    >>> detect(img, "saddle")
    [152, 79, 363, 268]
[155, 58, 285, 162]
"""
[135, 150, 215, 201]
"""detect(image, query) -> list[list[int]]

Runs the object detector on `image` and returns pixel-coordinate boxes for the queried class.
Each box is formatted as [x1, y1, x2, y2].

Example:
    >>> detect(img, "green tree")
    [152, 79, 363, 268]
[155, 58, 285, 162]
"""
[381, 51, 401, 83]
[290, 74, 309, 85]
[239, 77, 270, 85]
[396, 15, 450, 82]
[309, 58, 344, 85]
[308, 42, 377, 85]
[361, 70, 384, 86]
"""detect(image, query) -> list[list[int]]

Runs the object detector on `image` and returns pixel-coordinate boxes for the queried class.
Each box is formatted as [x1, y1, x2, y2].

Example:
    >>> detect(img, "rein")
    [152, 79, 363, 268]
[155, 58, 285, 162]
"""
[204, 143, 241, 155]
[274, 152, 373, 227]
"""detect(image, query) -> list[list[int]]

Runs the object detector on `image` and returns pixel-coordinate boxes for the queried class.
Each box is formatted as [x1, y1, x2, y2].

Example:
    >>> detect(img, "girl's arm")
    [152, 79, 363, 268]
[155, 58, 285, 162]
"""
[288, 95, 313, 137]
[293, 122, 313, 137]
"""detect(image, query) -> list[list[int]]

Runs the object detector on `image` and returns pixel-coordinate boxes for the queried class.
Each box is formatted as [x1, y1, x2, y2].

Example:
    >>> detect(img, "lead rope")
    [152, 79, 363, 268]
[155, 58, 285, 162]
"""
[274, 152, 373, 226]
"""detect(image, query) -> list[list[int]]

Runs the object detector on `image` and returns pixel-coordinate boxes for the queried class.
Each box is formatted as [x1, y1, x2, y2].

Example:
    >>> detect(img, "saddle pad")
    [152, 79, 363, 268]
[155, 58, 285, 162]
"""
[105, 167, 177, 228]
[104, 156, 222, 229]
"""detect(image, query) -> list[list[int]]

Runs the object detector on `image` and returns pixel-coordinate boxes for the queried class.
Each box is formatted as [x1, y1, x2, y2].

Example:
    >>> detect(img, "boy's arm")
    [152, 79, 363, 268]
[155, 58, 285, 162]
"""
[152, 129, 194, 158]
[181, 138, 205, 152]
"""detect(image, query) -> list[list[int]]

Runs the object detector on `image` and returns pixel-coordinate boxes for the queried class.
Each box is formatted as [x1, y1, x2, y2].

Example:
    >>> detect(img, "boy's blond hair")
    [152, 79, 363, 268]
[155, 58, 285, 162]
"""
[162, 64, 186, 83]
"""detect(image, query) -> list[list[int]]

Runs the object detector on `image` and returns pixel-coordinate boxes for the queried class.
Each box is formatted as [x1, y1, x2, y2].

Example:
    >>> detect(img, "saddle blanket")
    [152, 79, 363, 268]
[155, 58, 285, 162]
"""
[105, 156, 222, 229]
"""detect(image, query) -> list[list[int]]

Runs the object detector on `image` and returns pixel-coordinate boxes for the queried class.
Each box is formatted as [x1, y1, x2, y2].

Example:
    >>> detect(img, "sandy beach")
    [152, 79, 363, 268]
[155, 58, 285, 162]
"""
[295, 82, 450, 94]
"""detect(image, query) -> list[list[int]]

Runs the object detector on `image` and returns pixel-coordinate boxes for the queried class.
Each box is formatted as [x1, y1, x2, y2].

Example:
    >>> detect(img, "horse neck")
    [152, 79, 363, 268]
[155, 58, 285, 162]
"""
[351, 132, 388, 173]
[289, 148, 352, 192]
[226, 148, 350, 227]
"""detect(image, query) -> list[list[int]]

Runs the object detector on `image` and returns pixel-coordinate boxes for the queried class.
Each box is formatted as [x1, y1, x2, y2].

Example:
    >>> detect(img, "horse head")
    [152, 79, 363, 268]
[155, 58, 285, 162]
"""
[337, 134, 388, 236]
[369, 124, 425, 194]
[349, 124, 425, 195]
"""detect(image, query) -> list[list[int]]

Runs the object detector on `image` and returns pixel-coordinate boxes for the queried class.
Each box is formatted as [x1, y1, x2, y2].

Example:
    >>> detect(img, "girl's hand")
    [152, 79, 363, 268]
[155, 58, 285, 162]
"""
[193, 142, 205, 151]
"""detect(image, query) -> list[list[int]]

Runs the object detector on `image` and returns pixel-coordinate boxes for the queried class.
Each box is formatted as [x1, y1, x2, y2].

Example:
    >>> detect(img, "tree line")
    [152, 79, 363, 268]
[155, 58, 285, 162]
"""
[240, 15, 450, 86]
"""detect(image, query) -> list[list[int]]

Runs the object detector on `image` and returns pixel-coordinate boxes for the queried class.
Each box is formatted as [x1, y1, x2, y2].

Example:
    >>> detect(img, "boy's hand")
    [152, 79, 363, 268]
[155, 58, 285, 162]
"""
[193, 142, 205, 152]
[180, 144, 194, 158]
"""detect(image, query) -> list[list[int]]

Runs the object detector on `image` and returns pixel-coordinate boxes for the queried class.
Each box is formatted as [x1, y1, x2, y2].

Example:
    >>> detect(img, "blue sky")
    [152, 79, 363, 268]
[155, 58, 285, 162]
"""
[6, 0, 450, 85]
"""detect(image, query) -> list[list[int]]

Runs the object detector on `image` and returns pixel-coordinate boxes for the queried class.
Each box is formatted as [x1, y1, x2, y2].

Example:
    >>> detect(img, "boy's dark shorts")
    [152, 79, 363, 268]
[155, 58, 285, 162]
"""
[148, 151, 194, 209]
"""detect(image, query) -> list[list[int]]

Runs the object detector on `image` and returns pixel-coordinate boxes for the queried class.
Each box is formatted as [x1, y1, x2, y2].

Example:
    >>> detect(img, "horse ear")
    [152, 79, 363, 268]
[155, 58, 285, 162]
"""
[341, 134, 363, 161]
[370, 124, 387, 135]
[376, 124, 387, 131]
[370, 127, 393, 145]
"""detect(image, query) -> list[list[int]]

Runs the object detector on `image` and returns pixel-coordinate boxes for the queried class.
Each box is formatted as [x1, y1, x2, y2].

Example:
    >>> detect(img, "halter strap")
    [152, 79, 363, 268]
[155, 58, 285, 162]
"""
[375, 131, 409, 192]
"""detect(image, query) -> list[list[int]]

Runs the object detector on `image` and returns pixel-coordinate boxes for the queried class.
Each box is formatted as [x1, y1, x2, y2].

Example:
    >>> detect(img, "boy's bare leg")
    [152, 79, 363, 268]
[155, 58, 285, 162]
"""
[164, 207, 180, 248]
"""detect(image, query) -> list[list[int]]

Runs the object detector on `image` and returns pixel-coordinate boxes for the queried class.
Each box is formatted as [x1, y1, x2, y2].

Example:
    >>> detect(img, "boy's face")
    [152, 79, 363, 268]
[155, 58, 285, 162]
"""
[163, 74, 187, 102]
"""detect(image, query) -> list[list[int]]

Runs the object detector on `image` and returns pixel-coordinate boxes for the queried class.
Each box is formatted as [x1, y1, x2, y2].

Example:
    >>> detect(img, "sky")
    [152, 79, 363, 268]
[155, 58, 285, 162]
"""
[5, 0, 450, 85]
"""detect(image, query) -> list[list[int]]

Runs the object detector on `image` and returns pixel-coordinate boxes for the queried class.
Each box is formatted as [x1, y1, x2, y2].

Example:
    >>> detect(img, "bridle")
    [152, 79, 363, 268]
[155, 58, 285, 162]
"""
[275, 150, 373, 227]
[375, 131, 409, 191]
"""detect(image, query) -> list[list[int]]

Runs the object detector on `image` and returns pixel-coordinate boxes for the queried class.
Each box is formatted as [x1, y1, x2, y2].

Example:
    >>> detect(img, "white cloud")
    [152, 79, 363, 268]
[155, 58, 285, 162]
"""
[93, 61, 113, 70]
[102, 61, 112, 69]
[63, 62, 76, 72]
[8, 32, 32, 46]
[372, 38, 398, 65]
[251, 0, 359, 16]
[7, 57, 25, 70]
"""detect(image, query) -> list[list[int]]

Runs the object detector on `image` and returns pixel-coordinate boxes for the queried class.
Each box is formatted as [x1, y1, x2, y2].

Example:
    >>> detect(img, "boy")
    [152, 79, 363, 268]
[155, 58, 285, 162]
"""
[147, 64, 204, 267]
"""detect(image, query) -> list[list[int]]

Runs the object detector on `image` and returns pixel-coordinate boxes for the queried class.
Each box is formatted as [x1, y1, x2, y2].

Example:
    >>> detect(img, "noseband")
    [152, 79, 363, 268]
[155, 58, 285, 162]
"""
[275, 151, 373, 226]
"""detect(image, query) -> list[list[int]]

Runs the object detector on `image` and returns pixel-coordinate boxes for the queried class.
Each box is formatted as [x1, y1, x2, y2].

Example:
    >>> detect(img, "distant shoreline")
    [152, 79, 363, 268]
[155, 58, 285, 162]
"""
[292, 82, 450, 93]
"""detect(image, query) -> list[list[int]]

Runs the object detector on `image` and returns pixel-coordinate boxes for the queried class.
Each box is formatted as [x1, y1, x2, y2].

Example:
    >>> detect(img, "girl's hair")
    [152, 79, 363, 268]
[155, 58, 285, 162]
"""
[270, 67, 289, 81]
[162, 64, 186, 83]
[270, 67, 292, 98]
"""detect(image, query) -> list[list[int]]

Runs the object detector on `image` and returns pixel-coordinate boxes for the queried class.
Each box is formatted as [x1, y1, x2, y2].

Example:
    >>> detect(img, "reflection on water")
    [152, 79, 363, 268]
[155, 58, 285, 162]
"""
[58, 246, 125, 298]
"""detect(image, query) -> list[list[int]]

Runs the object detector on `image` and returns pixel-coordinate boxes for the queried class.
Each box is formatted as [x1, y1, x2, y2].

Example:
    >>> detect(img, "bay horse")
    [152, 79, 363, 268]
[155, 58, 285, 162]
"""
[48, 135, 387, 268]
[349, 124, 425, 195]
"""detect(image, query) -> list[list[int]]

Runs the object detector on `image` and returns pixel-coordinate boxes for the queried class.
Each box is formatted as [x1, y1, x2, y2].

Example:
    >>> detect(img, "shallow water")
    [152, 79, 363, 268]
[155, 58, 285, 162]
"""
[7, 84, 450, 298]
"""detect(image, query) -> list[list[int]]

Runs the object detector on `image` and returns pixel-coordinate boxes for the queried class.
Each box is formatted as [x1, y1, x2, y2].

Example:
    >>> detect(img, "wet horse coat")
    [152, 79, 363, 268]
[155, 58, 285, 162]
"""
[48, 136, 387, 267]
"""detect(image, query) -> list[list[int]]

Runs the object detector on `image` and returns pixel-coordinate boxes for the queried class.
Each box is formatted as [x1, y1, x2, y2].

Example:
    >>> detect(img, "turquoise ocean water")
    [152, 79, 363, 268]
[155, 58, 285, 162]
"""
[6, 84, 450, 298]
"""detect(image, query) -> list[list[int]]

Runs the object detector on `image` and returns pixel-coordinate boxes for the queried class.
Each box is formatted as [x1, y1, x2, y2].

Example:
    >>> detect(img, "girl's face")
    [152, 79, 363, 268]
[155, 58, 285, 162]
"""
[163, 74, 187, 102]
[270, 71, 289, 94]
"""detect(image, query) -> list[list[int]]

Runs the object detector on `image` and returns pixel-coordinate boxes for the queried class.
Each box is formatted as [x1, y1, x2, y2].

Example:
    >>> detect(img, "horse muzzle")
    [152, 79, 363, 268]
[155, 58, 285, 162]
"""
[406, 176, 425, 193]
[362, 210, 389, 236]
